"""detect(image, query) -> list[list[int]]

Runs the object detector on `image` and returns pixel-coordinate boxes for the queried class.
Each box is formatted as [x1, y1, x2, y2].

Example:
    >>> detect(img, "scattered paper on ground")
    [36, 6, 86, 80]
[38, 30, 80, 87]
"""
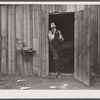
[59, 85, 66, 89]
[50, 83, 68, 89]
[49, 86, 57, 89]
[59, 83, 68, 89]
[16, 79, 25, 85]
[17, 79, 25, 82]
[20, 87, 31, 90]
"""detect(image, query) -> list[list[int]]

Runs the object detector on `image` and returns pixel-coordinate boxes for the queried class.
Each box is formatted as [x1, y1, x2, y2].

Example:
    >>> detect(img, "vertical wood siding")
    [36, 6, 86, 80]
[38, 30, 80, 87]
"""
[1, 6, 8, 74]
[89, 6, 98, 74]
[98, 5, 100, 74]
[24, 5, 32, 76]
[41, 10, 49, 76]
[16, 5, 24, 75]
[0, 5, 98, 77]
[8, 6, 16, 74]
[0, 7, 1, 74]
[32, 6, 42, 76]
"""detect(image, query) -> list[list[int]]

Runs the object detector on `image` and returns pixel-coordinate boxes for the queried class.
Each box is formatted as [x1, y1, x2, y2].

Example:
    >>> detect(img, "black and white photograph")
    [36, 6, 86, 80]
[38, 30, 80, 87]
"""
[0, 2, 100, 92]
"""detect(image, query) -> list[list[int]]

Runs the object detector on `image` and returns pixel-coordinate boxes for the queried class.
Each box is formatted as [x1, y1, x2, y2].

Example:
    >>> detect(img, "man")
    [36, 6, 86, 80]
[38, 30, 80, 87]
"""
[49, 22, 64, 78]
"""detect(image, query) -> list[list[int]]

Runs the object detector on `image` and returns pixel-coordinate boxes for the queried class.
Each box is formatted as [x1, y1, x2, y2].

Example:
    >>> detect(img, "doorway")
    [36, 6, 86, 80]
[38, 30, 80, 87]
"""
[49, 12, 74, 74]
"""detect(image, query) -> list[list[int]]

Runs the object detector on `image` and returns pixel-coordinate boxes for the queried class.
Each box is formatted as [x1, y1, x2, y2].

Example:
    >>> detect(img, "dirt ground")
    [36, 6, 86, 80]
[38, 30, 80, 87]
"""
[0, 74, 100, 90]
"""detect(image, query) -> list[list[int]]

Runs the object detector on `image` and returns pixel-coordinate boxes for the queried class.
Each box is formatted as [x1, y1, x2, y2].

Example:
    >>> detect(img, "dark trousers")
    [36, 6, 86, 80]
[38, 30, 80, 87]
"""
[51, 47, 63, 75]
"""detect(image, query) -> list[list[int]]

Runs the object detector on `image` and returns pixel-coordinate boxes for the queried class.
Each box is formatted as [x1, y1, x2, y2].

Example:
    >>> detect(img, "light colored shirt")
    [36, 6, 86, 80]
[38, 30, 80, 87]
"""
[48, 30, 64, 41]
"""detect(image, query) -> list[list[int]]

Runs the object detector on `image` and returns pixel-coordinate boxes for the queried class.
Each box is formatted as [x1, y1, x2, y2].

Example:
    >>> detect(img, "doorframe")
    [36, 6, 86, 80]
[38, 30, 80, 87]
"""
[48, 12, 75, 75]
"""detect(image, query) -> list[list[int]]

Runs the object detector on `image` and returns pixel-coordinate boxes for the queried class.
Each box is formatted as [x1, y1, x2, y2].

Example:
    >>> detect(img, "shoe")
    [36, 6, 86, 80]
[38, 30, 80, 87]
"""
[57, 75, 61, 79]
[56, 74, 61, 79]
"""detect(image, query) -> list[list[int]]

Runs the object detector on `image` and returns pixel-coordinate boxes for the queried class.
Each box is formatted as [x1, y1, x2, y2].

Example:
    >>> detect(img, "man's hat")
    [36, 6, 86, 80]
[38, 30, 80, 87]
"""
[51, 22, 56, 28]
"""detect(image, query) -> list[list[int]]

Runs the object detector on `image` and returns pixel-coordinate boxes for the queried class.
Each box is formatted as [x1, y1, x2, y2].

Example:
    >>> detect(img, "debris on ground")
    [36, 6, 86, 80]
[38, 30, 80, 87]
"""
[17, 79, 25, 82]
[20, 87, 31, 90]
[49, 83, 68, 89]
[59, 85, 66, 89]
[15, 79, 25, 85]
[62, 83, 68, 86]
[49, 86, 58, 89]
[0, 74, 100, 89]
[59, 83, 68, 89]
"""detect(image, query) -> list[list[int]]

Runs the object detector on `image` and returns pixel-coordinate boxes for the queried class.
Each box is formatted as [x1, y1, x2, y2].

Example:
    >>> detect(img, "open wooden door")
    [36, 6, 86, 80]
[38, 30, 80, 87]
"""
[74, 8, 91, 86]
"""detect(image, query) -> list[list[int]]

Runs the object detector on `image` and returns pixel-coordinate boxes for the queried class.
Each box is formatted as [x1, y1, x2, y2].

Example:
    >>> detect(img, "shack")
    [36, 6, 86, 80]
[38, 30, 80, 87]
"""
[0, 4, 99, 86]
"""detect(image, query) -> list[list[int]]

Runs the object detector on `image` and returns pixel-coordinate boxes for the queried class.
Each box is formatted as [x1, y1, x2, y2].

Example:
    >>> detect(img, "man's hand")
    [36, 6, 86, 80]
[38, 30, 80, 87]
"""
[58, 31, 64, 41]
[49, 31, 55, 41]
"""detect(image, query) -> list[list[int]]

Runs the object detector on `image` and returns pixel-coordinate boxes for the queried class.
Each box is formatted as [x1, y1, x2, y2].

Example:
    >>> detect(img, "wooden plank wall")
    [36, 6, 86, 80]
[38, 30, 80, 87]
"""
[0, 5, 43, 76]
[89, 6, 98, 75]
[0, 5, 98, 76]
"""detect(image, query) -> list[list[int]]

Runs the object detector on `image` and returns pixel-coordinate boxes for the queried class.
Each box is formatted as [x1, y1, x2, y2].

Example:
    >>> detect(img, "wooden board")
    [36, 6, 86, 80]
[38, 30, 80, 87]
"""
[89, 6, 98, 74]
[32, 9, 42, 76]
[8, 6, 16, 74]
[16, 5, 24, 75]
[23, 5, 33, 76]
[1, 6, 8, 74]
[41, 11, 49, 77]
[98, 5, 100, 74]
[0, 6, 1, 73]
[74, 8, 91, 86]
[30, 5, 33, 76]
